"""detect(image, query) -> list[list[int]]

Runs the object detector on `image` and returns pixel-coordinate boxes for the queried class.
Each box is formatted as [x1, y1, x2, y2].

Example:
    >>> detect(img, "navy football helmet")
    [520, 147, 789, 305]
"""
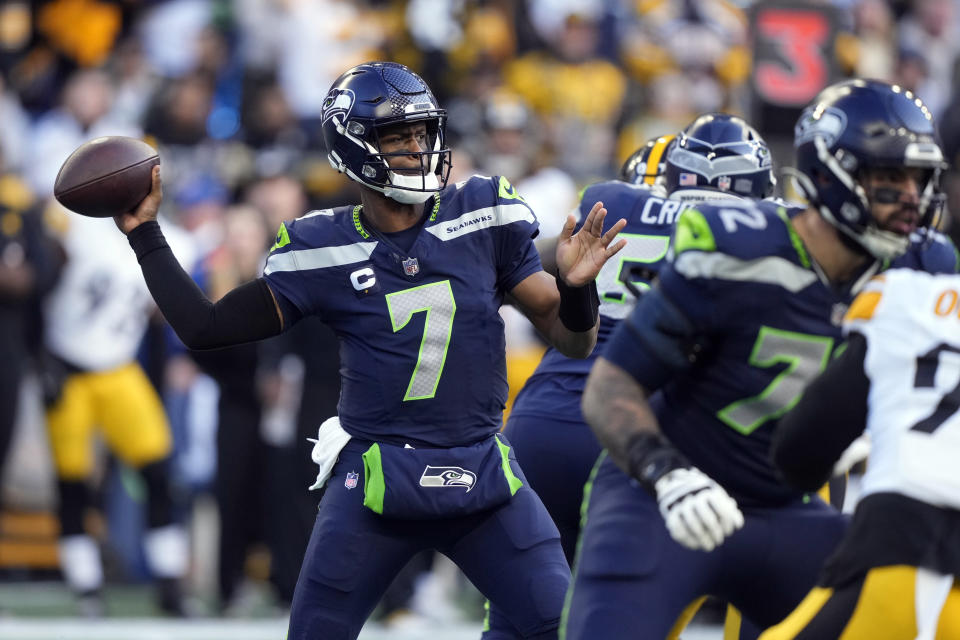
[619, 134, 677, 192]
[665, 113, 775, 201]
[794, 79, 946, 260]
[321, 62, 452, 204]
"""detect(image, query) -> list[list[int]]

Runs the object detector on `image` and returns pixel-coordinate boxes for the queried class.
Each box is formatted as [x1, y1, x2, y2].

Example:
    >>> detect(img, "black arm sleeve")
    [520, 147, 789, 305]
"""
[128, 221, 282, 349]
[772, 332, 870, 492]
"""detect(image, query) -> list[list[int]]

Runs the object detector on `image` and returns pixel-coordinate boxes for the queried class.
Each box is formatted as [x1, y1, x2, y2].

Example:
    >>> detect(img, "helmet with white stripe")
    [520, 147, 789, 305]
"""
[321, 62, 452, 204]
[665, 113, 775, 202]
[793, 79, 946, 260]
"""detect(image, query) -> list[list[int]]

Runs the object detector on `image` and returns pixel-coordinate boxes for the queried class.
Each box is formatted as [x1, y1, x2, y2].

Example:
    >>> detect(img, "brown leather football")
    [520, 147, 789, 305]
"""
[54, 136, 160, 218]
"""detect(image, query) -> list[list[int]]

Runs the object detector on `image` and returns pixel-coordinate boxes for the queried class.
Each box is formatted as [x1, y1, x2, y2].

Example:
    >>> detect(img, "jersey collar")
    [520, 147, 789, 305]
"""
[351, 194, 442, 241]
[775, 206, 812, 269]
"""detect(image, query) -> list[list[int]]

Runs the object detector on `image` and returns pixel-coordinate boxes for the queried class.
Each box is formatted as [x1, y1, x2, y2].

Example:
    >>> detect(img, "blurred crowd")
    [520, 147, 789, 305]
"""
[2, 0, 960, 623]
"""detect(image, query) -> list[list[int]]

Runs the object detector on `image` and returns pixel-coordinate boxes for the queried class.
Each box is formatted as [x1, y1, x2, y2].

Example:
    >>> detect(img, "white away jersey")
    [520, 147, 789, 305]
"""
[845, 269, 960, 509]
[44, 215, 194, 371]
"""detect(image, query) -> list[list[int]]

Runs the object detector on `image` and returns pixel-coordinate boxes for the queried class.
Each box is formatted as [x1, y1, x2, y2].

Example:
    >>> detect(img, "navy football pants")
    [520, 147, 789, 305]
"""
[485, 375, 602, 639]
[501, 413, 601, 562]
[562, 453, 849, 640]
[286, 440, 570, 640]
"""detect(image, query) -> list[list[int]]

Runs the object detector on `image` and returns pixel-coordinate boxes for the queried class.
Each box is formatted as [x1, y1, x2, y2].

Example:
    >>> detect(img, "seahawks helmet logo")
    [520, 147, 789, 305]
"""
[419, 466, 476, 492]
[322, 88, 355, 125]
[795, 106, 847, 147]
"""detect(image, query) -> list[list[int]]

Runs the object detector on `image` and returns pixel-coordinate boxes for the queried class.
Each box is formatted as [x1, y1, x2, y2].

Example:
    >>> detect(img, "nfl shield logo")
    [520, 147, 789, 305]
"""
[717, 175, 731, 191]
[344, 471, 359, 490]
[679, 172, 697, 186]
[402, 257, 420, 276]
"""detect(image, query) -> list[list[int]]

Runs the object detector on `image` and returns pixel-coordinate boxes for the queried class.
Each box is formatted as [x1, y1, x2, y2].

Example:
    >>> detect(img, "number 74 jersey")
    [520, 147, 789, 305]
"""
[845, 269, 960, 510]
[648, 199, 957, 507]
[261, 175, 542, 448]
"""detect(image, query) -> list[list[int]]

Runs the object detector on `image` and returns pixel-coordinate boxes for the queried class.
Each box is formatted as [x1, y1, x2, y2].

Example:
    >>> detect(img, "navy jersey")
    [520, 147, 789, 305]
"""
[889, 228, 959, 273]
[614, 199, 958, 507]
[263, 175, 541, 447]
[510, 182, 686, 420]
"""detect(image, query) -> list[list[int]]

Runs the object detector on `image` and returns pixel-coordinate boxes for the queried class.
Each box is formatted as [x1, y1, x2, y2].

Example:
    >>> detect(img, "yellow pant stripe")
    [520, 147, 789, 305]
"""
[667, 596, 707, 639]
[724, 604, 742, 640]
[759, 587, 833, 640]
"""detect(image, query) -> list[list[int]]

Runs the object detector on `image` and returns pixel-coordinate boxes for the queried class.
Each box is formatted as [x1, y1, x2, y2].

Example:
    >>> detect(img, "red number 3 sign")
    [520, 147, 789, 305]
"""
[751, 2, 840, 108]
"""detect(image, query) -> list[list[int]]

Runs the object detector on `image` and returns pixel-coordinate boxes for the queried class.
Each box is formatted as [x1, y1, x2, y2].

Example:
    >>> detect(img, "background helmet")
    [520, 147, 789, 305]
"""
[794, 79, 946, 260]
[665, 113, 775, 200]
[619, 134, 677, 191]
[321, 61, 452, 204]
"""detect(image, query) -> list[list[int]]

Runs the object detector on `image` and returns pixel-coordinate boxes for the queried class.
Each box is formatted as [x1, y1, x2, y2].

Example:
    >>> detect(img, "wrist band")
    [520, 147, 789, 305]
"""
[127, 220, 169, 263]
[557, 277, 599, 332]
[626, 432, 690, 495]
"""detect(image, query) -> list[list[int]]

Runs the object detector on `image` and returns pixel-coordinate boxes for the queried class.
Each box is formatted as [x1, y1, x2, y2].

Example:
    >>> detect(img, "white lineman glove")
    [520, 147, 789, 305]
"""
[654, 467, 744, 552]
[832, 433, 871, 477]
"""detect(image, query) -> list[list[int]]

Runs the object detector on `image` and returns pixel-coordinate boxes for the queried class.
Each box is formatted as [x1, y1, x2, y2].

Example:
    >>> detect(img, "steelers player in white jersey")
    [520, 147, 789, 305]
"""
[764, 268, 960, 638]
[43, 210, 194, 616]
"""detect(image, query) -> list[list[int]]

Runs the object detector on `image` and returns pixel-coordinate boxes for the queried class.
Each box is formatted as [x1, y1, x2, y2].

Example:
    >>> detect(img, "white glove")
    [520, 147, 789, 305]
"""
[654, 467, 744, 552]
[832, 433, 871, 476]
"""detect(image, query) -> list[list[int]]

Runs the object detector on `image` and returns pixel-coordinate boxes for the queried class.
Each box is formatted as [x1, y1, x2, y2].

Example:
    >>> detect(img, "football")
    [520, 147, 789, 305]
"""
[54, 136, 160, 218]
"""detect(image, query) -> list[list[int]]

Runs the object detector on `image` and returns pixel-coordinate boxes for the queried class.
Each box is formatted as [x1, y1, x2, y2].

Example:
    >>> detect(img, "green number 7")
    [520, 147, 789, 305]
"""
[718, 326, 833, 435]
[386, 280, 457, 401]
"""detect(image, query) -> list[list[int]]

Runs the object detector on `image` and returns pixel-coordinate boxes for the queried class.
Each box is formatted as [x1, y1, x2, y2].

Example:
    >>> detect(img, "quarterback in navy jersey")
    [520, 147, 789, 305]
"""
[264, 173, 559, 448]
[113, 62, 627, 640]
[564, 79, 959, 640]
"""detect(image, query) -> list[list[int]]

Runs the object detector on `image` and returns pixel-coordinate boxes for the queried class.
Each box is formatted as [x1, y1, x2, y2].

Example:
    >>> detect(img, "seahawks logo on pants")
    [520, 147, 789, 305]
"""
[419, 466, 476, 492]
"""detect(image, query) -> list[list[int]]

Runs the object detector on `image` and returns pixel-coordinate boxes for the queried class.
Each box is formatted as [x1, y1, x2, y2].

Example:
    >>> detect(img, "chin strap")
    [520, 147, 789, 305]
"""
[383, 186, 436, 204]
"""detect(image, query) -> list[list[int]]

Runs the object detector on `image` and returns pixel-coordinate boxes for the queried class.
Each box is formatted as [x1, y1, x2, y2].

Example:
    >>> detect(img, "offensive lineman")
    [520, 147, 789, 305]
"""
[566, 79, 959, 639]
[489, 116, 775, 637]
